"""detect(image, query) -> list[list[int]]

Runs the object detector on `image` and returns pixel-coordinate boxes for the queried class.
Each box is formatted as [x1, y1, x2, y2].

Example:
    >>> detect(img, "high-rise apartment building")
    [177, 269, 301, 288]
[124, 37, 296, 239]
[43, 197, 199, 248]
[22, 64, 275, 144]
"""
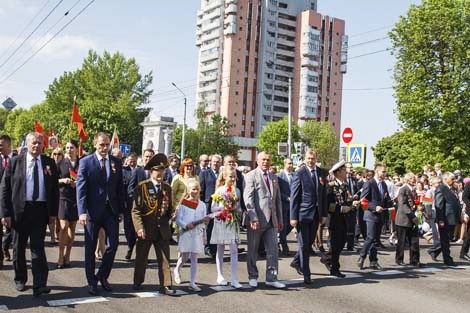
[195, 0, 347, 164]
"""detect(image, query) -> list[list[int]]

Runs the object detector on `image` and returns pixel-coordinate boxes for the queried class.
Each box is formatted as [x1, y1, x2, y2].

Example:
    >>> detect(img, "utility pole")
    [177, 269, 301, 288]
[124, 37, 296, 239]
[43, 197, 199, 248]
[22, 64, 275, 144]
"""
[288, 77, 292, 158]
[171, 82, 187, 160]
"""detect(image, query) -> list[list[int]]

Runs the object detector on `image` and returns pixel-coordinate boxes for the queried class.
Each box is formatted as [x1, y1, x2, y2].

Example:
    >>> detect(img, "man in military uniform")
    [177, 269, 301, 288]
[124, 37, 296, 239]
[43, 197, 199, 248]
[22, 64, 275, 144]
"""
[321, 160, 358, 277]
[131, 153, 176, 295]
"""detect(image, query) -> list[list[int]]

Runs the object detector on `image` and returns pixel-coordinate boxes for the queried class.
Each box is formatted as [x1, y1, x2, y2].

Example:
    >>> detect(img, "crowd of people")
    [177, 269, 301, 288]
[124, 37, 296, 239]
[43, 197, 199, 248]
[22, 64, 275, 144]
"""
[0, 132, 468, 298]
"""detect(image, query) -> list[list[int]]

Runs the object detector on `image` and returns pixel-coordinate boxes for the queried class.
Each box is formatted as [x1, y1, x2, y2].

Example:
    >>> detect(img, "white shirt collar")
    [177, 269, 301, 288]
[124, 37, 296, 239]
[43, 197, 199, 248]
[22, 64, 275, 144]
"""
[95, 151, 108, 161]
[26, 152, 40, 163]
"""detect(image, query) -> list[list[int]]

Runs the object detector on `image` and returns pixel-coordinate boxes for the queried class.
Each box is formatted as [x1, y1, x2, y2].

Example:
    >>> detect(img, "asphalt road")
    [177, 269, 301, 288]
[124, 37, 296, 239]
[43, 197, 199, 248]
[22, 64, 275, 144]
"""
[0, 227, 469, 313]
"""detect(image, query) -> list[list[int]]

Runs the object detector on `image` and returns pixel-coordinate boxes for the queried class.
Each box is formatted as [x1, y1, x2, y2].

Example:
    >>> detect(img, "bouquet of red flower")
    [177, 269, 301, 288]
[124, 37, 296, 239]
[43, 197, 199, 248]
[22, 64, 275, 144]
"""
[211, 185, 241, 230]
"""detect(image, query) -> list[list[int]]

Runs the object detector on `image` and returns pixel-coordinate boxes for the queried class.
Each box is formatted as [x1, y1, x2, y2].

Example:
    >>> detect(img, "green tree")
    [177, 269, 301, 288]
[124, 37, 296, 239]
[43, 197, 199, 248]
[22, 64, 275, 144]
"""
[172, 105, 239, 160]
[389, 0, 470, 170]
[5, 50, 152, 153]
[257, 117, 301, 165]
[300, 121, 339, 168]
[0, 108, 9, 132]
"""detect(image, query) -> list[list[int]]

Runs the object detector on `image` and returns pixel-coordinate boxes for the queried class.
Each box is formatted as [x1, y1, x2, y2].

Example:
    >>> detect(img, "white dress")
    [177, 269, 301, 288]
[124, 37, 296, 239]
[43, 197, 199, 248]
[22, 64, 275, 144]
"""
[176, 199, 207, 253]
[210, 186, 241, 245]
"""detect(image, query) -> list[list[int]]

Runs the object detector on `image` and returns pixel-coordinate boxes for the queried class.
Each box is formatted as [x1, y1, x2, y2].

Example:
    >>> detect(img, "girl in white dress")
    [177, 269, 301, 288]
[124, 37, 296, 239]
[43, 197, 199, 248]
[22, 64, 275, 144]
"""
[174, 180, 209, 292]
[210, 167, 242, 288]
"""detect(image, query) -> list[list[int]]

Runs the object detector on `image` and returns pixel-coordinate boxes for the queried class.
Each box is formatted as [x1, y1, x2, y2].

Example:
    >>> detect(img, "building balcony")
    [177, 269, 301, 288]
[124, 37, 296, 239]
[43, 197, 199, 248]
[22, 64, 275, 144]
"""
[201, 29, 221, 42]
[204, 0, 223, 12]
[278, 19, 296, 28]
[301, 57, 319, 68]
[225, 0, 237, 4]
[224, 14, 236, 25]
[198, 83, 217, 93]
[202, 8, 221, 21]
[203, 19, 221, 32]
[225, 4, 237, 15]
[199, 73, 218, 83]
[277, 37, 295, 47]
[199, 62, 219, 72]
[224, 22, 237, 35]
[277, 27, 296, 38]
[200, 50, 219, 62]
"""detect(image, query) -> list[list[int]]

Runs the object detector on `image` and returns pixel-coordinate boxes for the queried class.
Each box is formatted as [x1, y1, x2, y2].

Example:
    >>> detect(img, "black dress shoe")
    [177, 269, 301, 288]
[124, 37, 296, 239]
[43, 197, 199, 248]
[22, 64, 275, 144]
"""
[57, 263, 64, 269]
[160, 286, 176, 296]
[357, 257, 365, 270]
[237, 247, 246, 254]
[15, 281, 26, 292]
[320, 257, 332, 271]
[460, 254, 470, 261]
[304, 276, 312, 285]
[370, 261, 383, 270]
[132, 283, 142, 291]
[444, 261, 457, 267]
[330, 271, 346, 278]
[88, 285, 98, 296]
[63, 262, 71, 268]
[125, 249, 132, 261]
[95, 275, 112, 292]
[290, 262, 303, 276]
[410, 262, 425, 268]
[428, 251, 438, 261]
[4, 250, 11, 261]
[33, 287, 51, 297]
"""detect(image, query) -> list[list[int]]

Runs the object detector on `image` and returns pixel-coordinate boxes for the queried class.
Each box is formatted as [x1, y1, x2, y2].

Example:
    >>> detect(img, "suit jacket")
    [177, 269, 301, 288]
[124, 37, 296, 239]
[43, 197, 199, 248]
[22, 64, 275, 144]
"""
[164, 167, 179, 184]
[122, 165, 136, 209]
[76, 153, 125, 220]
[462, 183, 470, 216]
[128, 166, 146, 198]
[362, 178, 393, 222]
[435, 184, 461, 226]
[0, 154, 59, 227]
[243, 167, 282, 230]
[199, 167, 218, 213]
[236, 169, 246, 211]
[290, 166, 328, 222]
[132, 180, 173, 241]
[57, 157, 80, 202]
[395, 185, 416, 228]
[277, 170, 292, 209]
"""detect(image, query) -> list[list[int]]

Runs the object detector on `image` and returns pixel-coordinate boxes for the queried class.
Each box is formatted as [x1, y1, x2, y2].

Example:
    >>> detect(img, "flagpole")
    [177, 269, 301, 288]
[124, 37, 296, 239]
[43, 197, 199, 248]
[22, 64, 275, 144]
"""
[69, 96, 76, 139]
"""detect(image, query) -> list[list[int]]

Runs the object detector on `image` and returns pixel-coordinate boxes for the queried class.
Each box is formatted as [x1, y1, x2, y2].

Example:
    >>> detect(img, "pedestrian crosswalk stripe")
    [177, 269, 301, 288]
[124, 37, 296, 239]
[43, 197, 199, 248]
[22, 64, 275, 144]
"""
[134, 290, 188, 297]
[413, 267, 442, 273]
[454, 265, 470, 269]
[279, 278, 304, 285]
[47, 296, 108, 307]
[0, 305, 8, 311]
[210, 284, 250, 291]
[329, 273, 363, 279]
[372, 270, 405, 275]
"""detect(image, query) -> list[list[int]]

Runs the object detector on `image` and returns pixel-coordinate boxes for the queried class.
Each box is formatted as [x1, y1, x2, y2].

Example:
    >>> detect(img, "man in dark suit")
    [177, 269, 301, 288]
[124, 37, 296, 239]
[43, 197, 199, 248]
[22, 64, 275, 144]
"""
[131, 154, 175, 295]
[194, 154, 210, 176]
[76, 132, 125, 295]
[128, 149, 154, 196]
[358, 164, 393, 270]
[199, 154, 221, 258]
[344, 162, 358, 250]
[290, 149, 328, 284]
[164, 154, 180, 184]
[0, 132, 59, 296]
[277, 157, 294, 256]
[122, 152, 138, 261]
[394, 173, 421, 266]
[432, 172, 461, 266]
[459, 179, 470, 261]
[0, 134, 16, 265]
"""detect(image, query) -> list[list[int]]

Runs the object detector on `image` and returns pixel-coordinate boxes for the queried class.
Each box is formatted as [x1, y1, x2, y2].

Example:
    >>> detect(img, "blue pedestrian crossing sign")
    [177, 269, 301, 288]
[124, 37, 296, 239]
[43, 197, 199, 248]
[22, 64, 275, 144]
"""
[347, 144, 367, 167]
[119, 144, 131, 155]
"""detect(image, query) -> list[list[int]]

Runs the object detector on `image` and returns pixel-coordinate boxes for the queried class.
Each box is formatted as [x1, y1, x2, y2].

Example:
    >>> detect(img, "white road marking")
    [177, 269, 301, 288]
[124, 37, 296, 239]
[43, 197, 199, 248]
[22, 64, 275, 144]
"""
[414, 267, 443, 273]
[372, 270, 405, 275]
[47, 296, 108, 307]
[279, 278, 304, 285]
[133, 289, 188, 297]
[0, 305, 8, 311]
[329, 273, 363, 279]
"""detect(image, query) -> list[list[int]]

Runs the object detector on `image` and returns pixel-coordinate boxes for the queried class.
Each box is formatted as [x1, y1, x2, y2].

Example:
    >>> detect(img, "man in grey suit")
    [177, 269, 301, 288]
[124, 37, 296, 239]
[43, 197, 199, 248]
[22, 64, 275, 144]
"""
[432, 172, 461, 266]
[395, 173, 421, 266]
[244, 151, 285, 289]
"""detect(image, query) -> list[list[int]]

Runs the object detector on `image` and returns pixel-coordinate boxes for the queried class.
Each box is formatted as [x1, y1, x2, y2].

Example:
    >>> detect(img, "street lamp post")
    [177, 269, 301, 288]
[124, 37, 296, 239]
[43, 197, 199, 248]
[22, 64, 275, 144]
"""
[171, 82, 187, 160]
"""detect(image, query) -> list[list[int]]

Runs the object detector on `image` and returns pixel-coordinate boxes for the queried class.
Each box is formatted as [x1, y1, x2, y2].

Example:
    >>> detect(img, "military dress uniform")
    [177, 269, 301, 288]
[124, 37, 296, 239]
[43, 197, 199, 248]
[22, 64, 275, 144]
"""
[131, 154, 174, 293]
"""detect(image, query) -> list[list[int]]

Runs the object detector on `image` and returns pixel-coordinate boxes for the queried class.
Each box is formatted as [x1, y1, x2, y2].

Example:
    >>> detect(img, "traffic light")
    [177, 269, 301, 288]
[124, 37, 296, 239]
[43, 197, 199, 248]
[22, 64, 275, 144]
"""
[294, 142, 303, 155]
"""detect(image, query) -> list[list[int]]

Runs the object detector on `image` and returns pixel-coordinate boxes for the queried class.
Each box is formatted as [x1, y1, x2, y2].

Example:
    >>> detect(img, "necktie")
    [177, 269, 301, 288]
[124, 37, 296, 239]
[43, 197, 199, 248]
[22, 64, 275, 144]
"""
[2, 155, 8, 169]
[348, 176, 354, 194]
[101, 158, 107, 180]
[264, 172, 271, 194]
[378, 181, 384, 198]
[311, 169, 317, 190]
[156, 184, 160, 193]
[32, 158, 39, 201]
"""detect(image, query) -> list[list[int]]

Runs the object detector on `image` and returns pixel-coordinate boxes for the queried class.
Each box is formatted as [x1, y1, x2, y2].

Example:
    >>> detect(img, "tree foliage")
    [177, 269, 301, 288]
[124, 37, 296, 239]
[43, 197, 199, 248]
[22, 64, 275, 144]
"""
[300, 121, 339, 168]
[172, 105, 239, 161]
[257, 117, 301, 165]
[387, 0, 470, 172]
[4, 50, 152, 152]
[0, 108, 9, 131]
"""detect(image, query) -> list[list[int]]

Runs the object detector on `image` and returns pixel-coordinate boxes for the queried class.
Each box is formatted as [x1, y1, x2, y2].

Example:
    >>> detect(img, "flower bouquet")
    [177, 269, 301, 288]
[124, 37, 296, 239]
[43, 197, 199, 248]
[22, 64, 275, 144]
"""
[211, 185, 241, 229]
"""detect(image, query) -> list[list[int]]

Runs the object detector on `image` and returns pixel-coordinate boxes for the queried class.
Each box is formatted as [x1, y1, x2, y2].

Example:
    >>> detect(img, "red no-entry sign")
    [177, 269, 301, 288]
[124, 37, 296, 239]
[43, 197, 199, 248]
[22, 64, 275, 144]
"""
[342, 127, 353, 144]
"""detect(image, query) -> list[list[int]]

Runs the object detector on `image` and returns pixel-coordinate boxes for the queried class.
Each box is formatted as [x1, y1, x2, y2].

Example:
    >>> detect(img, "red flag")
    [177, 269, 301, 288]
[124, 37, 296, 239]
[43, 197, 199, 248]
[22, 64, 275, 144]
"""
[78, 142, 84, 157]
[34, 120, 49, 148]
[110, 128, 119, 150]
[71, 101, 88, 141]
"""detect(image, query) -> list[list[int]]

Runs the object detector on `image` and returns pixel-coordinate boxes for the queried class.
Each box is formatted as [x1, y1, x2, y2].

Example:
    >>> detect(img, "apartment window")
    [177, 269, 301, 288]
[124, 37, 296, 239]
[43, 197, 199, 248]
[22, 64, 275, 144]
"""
[235, 91, 239, 95]
[278, 2, 287, 9]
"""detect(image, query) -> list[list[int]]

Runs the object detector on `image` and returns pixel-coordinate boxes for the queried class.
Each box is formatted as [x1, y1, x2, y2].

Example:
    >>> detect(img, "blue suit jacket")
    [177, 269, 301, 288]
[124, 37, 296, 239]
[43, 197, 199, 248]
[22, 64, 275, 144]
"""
[76, 153, 125, 220]
[199, 168, 218, 213]
[362, 179, 393, 222]
[290, 166, 328, 222]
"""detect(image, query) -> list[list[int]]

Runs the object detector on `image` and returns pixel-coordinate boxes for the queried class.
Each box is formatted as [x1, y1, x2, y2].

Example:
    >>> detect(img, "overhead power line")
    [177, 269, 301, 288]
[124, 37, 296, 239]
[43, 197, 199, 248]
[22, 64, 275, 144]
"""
[0, 0, 51, 63]
[348, 25, 394, 38]
[0, 0, 65, 71]
[348, 48, 390, 60]
[0, 0, 96, 86]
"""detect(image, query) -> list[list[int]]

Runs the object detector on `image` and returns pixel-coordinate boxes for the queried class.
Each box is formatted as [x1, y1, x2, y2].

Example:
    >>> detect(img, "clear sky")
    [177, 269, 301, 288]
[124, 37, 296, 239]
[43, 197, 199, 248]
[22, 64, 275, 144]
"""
[0, 0, 420, 166]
